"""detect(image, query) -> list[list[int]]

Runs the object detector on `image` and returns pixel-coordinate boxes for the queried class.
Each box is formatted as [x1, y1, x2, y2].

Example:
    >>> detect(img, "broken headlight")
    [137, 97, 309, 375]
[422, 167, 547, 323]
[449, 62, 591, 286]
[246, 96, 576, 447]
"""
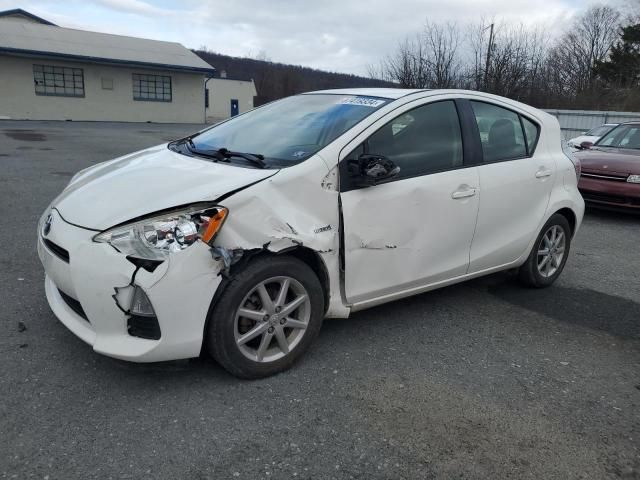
[93, 204, 228, 260]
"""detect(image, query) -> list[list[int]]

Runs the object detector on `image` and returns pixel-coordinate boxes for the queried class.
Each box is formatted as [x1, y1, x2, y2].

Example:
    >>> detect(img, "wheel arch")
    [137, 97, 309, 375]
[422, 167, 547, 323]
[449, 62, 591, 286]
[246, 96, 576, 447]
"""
[284, 247, 331, 314]
[201, 246, 331, 355]
[554, 207, 577, 237]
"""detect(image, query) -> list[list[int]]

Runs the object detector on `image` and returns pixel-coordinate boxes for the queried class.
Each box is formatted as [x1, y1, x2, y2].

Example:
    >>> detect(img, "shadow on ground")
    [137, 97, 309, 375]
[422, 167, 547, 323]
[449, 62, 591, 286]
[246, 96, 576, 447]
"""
[584, 205, 640, 221]
[488, 280, 640, 339]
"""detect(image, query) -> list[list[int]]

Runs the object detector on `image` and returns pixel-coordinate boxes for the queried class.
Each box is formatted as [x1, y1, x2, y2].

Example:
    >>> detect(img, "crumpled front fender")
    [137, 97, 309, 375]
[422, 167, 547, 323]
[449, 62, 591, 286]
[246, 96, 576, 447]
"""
[212, 156, 349, 318]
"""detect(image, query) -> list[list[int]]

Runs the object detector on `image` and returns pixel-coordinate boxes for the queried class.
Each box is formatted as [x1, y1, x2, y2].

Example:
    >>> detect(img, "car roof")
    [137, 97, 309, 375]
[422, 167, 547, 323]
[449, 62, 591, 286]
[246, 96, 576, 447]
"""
[303, 88, 540, 106]
[302, 88, 551, 122]
[303, 88, 427, 99]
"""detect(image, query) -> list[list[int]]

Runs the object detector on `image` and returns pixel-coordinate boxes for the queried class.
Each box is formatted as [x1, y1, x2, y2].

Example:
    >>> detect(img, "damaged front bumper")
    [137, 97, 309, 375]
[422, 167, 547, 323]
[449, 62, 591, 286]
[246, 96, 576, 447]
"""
[37, 209, 224, 362]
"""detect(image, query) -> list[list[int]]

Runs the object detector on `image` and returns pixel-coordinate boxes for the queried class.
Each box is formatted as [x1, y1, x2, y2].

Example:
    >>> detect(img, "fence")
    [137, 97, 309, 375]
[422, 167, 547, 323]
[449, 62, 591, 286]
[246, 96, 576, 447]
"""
[543, 109, 640, 140]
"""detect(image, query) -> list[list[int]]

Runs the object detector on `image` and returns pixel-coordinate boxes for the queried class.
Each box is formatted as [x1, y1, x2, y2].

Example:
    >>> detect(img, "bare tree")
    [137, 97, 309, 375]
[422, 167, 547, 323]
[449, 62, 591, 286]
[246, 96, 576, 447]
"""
[369, 35, 429, 88]
[464, 20, 547, 101]
[369, 22, 462, 88]
[546, 5, 621, 100]
[422, 21, 462, 88]
[466, 18, 493, 91]
[248, 51, 278, 104]
[489, 25, 547, 99]
[622, 0, 640, 23]
[367, 4, 625, 109]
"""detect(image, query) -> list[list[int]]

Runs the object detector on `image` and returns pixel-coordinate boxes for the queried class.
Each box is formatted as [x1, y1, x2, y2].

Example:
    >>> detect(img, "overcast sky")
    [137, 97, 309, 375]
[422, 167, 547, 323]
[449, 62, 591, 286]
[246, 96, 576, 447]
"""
[1, 0, 631, 75]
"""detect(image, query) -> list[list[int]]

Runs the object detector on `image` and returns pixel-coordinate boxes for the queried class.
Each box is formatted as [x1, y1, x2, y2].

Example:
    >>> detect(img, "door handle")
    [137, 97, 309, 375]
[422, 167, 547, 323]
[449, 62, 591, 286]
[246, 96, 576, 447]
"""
[451, 186, 477, 199]
[535, 168, 553, 178]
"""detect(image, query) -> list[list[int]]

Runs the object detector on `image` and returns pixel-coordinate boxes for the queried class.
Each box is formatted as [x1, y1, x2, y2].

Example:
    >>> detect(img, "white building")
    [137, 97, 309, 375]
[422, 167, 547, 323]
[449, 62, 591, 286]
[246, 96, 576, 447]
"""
[206, 72, 257, 124]
[0, 9, 257, 124]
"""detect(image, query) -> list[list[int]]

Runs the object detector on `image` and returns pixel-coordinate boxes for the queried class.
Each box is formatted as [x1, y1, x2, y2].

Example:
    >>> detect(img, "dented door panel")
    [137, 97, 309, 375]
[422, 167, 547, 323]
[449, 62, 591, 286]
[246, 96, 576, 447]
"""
[341, 167, 480, 304]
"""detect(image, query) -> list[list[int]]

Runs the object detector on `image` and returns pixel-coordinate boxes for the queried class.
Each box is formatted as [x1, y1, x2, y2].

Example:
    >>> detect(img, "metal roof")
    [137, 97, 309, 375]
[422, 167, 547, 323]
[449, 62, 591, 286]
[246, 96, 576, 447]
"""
[0, 8, 56, 25]
[0, 18, 214, 74]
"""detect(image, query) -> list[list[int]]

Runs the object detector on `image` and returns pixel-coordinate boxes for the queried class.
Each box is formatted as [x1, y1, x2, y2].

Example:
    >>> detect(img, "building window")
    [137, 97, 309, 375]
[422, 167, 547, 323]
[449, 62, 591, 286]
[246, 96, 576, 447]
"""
[132, 73, 172, 102]
[33, 64, 85, 97]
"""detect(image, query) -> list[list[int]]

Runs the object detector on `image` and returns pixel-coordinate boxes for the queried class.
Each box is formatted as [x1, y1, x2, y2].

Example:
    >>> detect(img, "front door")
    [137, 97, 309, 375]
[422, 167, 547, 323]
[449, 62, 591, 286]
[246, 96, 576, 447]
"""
[230, 99, 239, 117]
[339, 99, 480, 305]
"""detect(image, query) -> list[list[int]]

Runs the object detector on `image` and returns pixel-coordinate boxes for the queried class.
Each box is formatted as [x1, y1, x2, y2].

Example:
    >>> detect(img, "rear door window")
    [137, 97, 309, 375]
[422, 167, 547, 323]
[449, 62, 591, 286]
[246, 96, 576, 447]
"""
[470, 101, 529, 162]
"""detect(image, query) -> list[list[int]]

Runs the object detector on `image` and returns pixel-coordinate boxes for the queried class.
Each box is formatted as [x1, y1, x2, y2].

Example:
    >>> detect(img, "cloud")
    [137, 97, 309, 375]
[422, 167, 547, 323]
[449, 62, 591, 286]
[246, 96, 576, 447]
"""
[183, 0, 584, 73]
[1, 0, 609, 75]
[93, 0, 178, 17]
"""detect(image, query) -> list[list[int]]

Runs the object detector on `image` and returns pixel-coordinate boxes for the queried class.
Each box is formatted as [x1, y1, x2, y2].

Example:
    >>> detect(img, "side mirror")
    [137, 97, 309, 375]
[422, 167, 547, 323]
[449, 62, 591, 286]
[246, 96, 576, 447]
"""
[348, 154, 400, 187]
[578, 141, 593, 150]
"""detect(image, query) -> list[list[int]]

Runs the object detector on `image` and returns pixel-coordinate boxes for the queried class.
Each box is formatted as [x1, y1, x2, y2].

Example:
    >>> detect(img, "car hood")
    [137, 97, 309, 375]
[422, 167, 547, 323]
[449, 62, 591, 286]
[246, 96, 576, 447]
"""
[575, 147, 640, 176]
[53, 144, 277, 230]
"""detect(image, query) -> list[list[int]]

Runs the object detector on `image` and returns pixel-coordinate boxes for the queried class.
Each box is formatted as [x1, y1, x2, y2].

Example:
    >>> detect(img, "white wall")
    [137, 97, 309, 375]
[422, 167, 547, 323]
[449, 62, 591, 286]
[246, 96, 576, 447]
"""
[0, 54, 206, 123]
[206, 77, 256, 123]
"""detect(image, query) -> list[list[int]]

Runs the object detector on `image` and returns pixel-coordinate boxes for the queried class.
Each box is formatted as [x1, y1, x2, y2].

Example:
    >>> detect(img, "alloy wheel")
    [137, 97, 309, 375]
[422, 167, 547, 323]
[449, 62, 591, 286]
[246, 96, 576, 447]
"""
[233, 276, 311, 363]
[537, 225, 566, 278]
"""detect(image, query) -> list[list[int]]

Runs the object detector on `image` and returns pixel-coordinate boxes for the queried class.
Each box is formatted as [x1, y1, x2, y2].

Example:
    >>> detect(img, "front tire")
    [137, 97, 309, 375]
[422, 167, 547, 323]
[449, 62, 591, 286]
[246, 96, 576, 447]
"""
[206, 255, 325, 379]
[518, 214, 572, 288]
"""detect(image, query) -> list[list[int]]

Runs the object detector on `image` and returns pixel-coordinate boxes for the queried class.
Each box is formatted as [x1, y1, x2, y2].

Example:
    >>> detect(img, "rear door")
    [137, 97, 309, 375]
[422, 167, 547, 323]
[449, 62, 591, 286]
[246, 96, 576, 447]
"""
[466, 100, 554, 272]
[339, 98, 481, 304]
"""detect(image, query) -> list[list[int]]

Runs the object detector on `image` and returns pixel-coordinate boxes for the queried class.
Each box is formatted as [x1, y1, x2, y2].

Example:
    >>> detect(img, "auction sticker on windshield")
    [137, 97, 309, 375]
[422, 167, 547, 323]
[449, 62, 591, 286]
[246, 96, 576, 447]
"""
[338, 96, 386, 107]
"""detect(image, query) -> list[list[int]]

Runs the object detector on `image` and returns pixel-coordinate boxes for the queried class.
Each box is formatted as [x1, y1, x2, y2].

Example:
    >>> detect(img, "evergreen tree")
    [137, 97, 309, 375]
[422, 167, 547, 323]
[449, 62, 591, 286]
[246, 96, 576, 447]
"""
[595, 24, 640, 89]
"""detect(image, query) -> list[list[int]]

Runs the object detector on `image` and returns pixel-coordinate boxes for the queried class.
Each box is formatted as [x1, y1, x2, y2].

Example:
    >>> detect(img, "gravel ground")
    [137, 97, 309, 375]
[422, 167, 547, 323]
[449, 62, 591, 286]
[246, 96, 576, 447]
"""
[1, 120, 639, 480]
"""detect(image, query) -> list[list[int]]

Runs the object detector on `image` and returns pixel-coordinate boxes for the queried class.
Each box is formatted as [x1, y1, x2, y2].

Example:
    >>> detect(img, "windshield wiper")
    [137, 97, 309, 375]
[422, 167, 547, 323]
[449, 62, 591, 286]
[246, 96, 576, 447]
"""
[219, 148, 267, 168]
[170, 132, 201, 150]
[186, 145, 267, 169]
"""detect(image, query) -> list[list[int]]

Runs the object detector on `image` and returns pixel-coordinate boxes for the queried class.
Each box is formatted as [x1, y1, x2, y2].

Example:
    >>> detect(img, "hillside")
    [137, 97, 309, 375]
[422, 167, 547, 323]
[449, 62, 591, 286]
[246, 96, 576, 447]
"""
[193, 49, 395, 105]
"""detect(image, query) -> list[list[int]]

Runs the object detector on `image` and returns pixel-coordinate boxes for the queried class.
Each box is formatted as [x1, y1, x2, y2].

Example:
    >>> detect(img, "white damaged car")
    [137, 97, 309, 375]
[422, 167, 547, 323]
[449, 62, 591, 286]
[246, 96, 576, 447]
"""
[38, 88, 585, 378]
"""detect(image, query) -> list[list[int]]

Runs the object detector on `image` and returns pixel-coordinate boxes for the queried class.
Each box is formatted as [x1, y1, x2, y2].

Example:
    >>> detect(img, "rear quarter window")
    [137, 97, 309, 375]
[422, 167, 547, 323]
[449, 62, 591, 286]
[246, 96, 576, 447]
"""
[521, 117, 540, 155]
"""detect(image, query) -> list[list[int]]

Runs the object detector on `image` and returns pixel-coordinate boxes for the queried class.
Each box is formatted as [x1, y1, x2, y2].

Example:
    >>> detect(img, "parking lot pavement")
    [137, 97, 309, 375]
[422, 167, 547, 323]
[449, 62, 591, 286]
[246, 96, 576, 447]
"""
[1, 120, 639, 480]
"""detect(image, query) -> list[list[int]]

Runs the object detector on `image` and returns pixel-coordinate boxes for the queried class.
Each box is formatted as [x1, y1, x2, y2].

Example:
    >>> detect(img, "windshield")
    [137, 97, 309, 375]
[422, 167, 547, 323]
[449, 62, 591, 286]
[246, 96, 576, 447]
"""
[595, 124, 640, 150]
[586, 125, 615, 137]
[185, 94, 389, 166]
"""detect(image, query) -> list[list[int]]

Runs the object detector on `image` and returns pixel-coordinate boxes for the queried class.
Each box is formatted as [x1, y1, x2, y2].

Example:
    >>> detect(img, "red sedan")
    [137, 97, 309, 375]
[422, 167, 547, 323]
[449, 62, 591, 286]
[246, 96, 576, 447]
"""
[576, 122, 640, 211]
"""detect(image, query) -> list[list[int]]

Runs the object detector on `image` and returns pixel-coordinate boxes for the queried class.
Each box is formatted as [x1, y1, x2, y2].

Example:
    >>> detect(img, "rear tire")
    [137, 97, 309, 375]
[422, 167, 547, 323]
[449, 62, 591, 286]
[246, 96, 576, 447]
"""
[518, 214, 572, 288]
[206, 255, 324, 379]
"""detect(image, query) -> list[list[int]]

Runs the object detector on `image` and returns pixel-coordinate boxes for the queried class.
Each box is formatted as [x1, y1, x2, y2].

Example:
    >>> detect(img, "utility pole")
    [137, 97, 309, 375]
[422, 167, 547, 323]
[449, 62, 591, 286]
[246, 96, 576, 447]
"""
[484, 23, 494, 91]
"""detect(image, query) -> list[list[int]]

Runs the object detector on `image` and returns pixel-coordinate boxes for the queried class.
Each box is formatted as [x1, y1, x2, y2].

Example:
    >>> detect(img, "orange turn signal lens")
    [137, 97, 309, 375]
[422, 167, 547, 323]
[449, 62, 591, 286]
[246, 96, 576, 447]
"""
[200, 207, 228, 244]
